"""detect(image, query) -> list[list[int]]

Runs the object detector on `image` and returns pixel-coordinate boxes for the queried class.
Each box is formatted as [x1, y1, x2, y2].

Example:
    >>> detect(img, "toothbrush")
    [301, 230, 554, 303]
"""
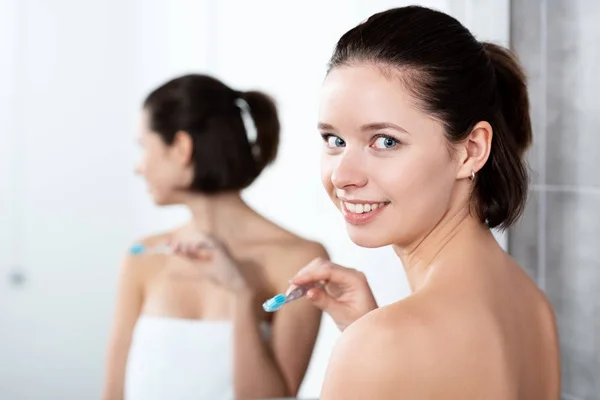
[129, 243, 174, 255]
[262, 282, 324, 312]
[129, 242, 214, 256]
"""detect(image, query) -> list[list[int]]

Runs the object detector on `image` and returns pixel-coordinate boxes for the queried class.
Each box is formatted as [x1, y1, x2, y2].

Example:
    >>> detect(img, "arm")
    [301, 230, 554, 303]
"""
[232, 245, 327, 399]
[101, 255, 144, 400]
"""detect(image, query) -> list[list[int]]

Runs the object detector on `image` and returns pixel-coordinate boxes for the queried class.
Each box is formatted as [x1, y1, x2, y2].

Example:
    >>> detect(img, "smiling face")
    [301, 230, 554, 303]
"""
[318, 64, 462, 248]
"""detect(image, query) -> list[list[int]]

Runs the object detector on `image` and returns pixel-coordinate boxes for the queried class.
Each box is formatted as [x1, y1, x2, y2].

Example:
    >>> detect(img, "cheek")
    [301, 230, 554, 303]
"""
[377, 147, 456, 209]
[320, 155, 335, 195]
[134, 150, 150, 175]
[141, 151, 172, 184]
[140, 152, 158, 178]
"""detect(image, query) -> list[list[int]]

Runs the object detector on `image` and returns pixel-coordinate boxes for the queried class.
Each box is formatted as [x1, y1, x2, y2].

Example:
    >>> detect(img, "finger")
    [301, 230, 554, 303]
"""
[290, 258, 331, 284]
[192, 240, 207, 252]
[194, 248, 213, 261]
[323, 281, 345, 299]
[171, 242, 183, 255]
[292, 258, 353, 286]
[284, 283, 298, 296]
[189, 240, 208, 255]
[198, 241, 215, 250]
[177, 242, 189, 257]
[305, 288, 333, 311]
[173, 242, 200, 260]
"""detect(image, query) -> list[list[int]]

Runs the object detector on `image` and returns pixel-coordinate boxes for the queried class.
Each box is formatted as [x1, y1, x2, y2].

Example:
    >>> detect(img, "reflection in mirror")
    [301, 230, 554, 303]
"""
[101, 74, 327, 400]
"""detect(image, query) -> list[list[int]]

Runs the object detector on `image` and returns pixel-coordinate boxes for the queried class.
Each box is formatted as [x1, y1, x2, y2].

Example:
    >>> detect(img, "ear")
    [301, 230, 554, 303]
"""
[456, 121, 493, 180]
[170, 130, 194, 165]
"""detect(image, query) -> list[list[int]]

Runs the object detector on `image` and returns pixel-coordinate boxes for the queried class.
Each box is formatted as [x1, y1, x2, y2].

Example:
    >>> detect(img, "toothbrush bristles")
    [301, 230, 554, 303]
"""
[262, 294, 287, 312]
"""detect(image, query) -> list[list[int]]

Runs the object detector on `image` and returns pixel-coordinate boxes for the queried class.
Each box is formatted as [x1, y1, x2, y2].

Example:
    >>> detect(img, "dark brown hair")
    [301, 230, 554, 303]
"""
[329, 6, 532, 229]
[143, 74, 279, 193]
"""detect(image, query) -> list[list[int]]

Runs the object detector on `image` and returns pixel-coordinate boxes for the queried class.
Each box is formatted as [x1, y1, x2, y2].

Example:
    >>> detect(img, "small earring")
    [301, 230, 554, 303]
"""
[470, 170, 476, 181]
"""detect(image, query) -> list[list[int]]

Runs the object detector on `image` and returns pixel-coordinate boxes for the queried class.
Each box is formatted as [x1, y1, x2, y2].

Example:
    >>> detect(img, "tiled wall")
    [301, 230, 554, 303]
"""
[508, 0, 600, 399]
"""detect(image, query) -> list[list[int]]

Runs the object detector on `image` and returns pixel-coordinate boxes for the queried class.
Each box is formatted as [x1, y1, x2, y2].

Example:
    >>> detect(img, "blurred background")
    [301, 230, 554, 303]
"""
[0, 0, 597, 399]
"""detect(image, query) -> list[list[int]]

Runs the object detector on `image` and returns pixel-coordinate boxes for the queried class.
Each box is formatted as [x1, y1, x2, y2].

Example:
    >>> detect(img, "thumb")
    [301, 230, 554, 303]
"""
[194, 247, 213, 260]
[306, 288, 333, 311]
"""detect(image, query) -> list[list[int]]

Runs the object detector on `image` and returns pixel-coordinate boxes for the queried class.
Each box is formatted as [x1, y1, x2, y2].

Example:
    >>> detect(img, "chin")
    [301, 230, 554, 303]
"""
[346, 226, 392, 248]
[152, 198, 169, 206]
[150, 192, 176, 207]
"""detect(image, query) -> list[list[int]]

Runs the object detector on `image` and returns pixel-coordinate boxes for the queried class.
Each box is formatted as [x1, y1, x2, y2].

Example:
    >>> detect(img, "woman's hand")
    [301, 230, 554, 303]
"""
[289, 258, 378, 331]
[168, 230, 251, 293]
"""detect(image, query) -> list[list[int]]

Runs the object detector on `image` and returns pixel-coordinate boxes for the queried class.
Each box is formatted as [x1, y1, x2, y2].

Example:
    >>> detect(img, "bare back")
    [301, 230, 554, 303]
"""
[137, 222, 322, 321]
[413, 252, 561, 399]
[102, 213, 327, 399]
[322, 245, 560, 400]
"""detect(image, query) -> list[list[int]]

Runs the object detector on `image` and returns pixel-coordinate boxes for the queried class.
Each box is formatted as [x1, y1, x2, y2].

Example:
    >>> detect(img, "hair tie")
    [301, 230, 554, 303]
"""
[234, 97, 258, 144]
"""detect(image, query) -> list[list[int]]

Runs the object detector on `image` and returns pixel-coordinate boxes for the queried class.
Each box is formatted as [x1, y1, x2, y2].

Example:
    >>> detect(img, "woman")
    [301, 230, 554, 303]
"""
[289, 6, 561, 399]
[102, 74, 327, 400]
[152, 6, 562, 398]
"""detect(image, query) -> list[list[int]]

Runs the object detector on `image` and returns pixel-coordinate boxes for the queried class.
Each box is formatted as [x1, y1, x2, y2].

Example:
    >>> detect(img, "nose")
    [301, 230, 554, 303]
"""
[134, 162, 143, 176]
[330, 150, 368, 189]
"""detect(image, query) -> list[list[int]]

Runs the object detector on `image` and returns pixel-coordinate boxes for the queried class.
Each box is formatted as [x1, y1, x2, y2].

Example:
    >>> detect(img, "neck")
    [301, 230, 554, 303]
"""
[181, 191, 253, 238]
[393, 205, 494, 292]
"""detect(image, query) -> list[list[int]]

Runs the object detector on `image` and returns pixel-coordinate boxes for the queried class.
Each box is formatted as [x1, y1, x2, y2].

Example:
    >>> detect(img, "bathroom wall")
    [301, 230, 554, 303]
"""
[508, 0, 600, 398]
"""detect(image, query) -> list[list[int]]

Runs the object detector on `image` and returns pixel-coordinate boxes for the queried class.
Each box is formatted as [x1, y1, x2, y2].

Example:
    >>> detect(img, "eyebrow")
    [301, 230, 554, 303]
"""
[318, 122, 335, 131]
[317, 122, 410, 134]
[360, 122, 409, 134]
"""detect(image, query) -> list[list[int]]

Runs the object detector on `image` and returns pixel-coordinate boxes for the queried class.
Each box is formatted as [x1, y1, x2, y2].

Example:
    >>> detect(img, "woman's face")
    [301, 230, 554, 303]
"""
[135, 109, 191, 205]
[318, 64, 462, 248]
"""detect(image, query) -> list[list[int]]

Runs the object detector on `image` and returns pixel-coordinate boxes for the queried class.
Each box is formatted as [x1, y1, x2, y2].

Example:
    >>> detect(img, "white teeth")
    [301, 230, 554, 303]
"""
[343, 202, 388, 214]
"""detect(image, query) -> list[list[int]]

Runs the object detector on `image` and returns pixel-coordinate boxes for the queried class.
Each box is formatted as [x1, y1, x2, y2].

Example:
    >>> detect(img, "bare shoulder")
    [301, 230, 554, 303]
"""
[520, 261, 557, 323]
[321, 300, 438, 400]
[509, 257, 560, 344]
[261, 228, 329, 268]
[531, 280, 561, 378]
[276, 236, 329, 263]
[257, 230, 328, 292]
[119, 230, 174, 281]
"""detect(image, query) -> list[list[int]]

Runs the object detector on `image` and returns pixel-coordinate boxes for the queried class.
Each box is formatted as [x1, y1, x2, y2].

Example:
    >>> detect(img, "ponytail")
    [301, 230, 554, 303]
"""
[483, 42, 533, 155]
[239, 91, 280, 172]
[476, 42, 533, 229]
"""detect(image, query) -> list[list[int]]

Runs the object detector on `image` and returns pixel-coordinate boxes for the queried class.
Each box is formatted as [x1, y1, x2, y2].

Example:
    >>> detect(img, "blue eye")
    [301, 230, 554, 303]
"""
[373, 136, 398, 149]
[325, 135, 345, 148]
